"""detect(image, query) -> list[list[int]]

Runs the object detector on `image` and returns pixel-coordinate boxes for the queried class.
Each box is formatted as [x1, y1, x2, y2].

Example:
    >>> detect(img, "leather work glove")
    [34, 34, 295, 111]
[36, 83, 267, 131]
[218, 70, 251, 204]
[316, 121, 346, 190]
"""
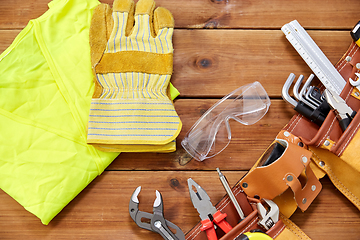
[87, 0, 182, 152]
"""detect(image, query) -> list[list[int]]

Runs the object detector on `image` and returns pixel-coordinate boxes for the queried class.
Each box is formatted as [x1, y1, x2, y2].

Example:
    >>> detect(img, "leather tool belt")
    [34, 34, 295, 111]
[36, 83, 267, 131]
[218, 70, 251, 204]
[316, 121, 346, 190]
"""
[185, 183, 308, 240]
[281, 41, 360, 214]
[186, 41, 360, 240]
[239, 130, 321, 212]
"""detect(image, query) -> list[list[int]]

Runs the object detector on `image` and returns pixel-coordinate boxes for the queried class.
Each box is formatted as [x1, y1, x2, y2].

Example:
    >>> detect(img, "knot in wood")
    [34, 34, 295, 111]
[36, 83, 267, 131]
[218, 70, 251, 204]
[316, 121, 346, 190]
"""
[178, 150, 193, 166]
[200, 109, 207, 115]
[170, 178, 180, 188]
[196, 58, 212, 69]
[204, 20, 219, 29]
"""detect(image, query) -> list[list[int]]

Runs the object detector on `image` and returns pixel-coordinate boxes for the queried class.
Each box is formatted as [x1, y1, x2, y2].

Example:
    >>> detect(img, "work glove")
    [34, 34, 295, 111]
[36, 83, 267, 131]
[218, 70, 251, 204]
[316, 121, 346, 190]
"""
[87, 0, 181, 152]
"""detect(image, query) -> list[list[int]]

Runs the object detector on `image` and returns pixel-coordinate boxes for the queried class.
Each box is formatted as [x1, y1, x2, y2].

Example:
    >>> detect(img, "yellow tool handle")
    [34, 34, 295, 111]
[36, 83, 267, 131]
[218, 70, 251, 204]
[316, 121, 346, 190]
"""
[237, 232, 273, 240]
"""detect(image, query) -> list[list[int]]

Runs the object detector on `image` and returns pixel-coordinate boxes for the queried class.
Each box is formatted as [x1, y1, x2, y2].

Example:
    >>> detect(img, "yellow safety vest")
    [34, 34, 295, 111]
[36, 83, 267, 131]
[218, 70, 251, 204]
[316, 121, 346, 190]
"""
[0, 0, 118, 225]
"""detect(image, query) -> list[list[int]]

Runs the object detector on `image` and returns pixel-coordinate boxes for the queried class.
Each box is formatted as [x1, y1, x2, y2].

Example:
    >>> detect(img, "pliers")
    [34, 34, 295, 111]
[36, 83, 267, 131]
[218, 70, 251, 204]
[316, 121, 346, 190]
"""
[129, 186, 185, 240]
[188, 178, 233, 240]
[324, 89, 357, 131]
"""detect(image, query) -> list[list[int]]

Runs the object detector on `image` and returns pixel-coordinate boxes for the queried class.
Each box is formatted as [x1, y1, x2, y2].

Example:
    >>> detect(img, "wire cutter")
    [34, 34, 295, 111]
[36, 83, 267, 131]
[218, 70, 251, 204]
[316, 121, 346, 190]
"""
[188, 178, 233, 240]
[129, 186, 185, 240]
[324, 89, 357, 131]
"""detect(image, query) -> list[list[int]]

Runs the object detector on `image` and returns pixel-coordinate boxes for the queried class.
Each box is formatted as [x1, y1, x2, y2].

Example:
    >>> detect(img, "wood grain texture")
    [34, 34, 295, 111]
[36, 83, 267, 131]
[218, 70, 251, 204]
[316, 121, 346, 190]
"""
[108, 99, 296, 170]
[1, 0, 360, 29]
[0, 29, 350, 97]
[0, 172, 359, 239]
[1, 0, 360, 239]
[172, 29, 351, 97]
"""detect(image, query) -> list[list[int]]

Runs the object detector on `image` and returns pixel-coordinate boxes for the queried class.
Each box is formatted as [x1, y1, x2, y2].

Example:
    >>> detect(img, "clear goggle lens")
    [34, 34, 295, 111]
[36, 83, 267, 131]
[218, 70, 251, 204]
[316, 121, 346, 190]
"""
[181, 81, 271, 161]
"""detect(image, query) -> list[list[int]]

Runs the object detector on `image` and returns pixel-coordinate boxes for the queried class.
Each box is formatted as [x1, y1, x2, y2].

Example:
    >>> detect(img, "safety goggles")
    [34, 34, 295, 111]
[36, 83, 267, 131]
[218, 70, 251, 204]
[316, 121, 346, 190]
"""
[181, 81, 271, 161]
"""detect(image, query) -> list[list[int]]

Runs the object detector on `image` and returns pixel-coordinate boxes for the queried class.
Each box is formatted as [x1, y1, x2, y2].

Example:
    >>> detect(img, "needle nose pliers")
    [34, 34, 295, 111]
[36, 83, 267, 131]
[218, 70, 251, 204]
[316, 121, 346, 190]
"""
[188, 178, 233, 240]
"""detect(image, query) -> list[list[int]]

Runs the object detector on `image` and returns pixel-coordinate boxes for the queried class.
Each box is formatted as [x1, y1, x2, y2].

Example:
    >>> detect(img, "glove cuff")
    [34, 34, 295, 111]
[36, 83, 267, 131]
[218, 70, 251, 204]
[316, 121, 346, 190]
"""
[87, 98, 181, 145]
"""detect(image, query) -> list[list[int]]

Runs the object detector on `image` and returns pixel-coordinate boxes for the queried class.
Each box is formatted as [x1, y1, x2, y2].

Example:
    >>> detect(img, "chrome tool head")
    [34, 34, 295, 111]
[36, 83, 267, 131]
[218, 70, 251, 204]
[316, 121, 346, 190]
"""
[256, 199, 279, 230]
[349, 72, 360, 87]
[187, 178, 217, 221]
[324, 89, 353, 119]
[129, 186, 185, 240]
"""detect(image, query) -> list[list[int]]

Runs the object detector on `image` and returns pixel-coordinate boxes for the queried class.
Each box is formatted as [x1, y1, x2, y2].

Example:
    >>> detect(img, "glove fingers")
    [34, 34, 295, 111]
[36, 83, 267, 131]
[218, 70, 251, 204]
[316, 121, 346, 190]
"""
[131, 0, 173, 54]
[113, 0, 135, 37]
[113, 0, 134, 12]
[90, 4, 112, 67]
[154, 7, 174, 36]
[135, 0, 155, 16]
[152, 7, 174, 54]
[106, 0, 135, 53]
[90, 4, 114, 98]
[134, 0, 156, 37]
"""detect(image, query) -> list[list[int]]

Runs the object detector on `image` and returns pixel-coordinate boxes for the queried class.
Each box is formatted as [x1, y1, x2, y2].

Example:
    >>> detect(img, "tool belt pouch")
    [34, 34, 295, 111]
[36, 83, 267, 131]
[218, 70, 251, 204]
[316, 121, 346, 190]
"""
[186, 42, 360, 240]
[185, 184, 311, 240]
[282, 41, 360, 212]
[239, 131, 322, 212]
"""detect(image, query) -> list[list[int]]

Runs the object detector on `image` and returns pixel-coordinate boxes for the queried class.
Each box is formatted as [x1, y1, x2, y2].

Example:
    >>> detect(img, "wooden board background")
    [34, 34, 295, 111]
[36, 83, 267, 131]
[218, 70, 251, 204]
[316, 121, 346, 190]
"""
[1, 0, 360, 239]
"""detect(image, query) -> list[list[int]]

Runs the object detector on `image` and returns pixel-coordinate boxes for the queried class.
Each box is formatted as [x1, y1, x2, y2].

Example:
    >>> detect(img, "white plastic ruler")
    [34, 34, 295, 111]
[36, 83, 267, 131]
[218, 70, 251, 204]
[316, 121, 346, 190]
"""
[281, 20, 345, 95]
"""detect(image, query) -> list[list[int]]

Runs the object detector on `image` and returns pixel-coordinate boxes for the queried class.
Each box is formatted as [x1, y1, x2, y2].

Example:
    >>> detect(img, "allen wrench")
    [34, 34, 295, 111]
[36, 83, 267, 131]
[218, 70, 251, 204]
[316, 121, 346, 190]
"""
[282, 73, 327, 126]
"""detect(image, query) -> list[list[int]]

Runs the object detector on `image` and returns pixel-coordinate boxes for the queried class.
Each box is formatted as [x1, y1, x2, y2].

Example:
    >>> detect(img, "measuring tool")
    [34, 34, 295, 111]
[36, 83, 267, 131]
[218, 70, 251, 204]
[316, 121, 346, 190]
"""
[282, 20, 346, 95]
[236, 232, 272, 240]
[351, 20, 360, 47]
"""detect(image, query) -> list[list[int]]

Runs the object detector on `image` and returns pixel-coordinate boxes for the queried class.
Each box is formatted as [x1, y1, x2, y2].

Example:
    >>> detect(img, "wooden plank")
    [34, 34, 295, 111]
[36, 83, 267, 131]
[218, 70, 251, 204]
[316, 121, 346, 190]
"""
[0, 0, 48, 29]
[1, 1, 360, 240]
[0, 171, 359, 239]
[0, 0, 359, 29]
[155, 0, 360, 30]
[0, 29, 352, 97]
[172, 29, 351, 97]
[108, 99, 296, 170]
[0, 30, 20, 53]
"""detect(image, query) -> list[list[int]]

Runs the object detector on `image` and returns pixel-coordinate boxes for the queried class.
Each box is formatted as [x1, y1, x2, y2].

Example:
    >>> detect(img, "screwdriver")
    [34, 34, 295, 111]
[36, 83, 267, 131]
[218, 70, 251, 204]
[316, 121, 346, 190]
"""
[216, 168, 245, 220]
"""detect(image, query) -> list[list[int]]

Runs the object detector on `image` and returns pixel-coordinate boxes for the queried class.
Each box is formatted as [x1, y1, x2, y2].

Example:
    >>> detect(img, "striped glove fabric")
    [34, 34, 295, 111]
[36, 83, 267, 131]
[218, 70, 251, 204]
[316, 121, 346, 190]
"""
[87, 0, 181, 152]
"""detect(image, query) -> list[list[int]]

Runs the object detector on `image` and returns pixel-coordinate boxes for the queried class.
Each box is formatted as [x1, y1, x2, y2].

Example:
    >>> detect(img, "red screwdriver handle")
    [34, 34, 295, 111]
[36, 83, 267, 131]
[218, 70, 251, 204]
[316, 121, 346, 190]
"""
[213, 210, 232, 233]
[200, 218, 217, 240]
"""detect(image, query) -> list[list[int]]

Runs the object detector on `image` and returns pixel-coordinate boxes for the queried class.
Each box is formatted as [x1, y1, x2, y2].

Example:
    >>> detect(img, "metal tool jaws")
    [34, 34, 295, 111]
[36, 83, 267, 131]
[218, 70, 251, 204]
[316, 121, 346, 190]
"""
[324, 89, 353, 119]
[153, 190, 164, 213]
[129, 186, 153, 231]
[129, 186, 141, 223]
[188, 178, 217, 221]
[129, 186, 186, 240]
[256, 199, 279, 231]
